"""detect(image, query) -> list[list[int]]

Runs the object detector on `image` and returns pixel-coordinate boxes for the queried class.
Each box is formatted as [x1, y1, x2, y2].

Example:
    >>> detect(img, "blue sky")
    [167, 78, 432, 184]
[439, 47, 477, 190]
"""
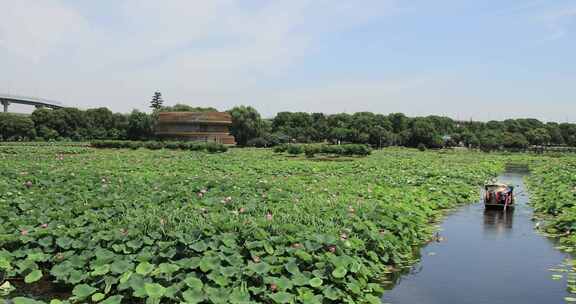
[0, 0, 574, 121]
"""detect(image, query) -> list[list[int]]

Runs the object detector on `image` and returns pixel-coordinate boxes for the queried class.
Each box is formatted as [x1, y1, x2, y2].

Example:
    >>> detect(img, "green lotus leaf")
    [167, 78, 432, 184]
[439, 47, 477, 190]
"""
[91, 292, 106, 302]
[100, 295, 124, 304]
[56, 237, 73, 249]
[269, 291, 294, 303]
[91, 264, 111, 276]
[364, 294, 381, 304]
[285, 261, 300, 275]
[309, 277, 323, 288]
[184, 276, 204, 290]
[157, 262, 180, 274]
[182, 288, 205, 304]
[175, 257, 201, 269]
[294, 250, 313, 262]
[135, 261, 155, 276]
[323, 286, 341, 300]
[229, 287, 250, 304]
[111, 260, 134, 274]
[37, 236, 53, 247]
[190, 241, 208, 252]
[206, 286, 231, 304]
[72, 284, 97, 299]
[199, 256, 220, 272]
[248, 262, 271, 275]
[332, 267, 347, 279]
[24, 270, 42, 284]
[12, 297, 45, 304]
[144, 283, 166, 299]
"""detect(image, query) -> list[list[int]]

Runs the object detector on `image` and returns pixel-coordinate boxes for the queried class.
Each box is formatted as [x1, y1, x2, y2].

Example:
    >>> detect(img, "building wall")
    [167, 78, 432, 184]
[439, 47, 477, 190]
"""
[155, 112, 236, 145]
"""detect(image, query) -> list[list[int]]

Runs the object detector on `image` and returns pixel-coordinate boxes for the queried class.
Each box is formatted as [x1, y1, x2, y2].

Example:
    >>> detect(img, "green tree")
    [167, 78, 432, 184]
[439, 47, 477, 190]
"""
[478, 130, 503, 151]
[228, 106, 264, 146]
[526, 128, 552, 146]
[127, 110, 154, 140]
[409, 118, 438, 147]
[545, 123, 564, 145]
[502, 132, 529, 149]
[0, 113, 36, 140]
[150, 91, 164, 110]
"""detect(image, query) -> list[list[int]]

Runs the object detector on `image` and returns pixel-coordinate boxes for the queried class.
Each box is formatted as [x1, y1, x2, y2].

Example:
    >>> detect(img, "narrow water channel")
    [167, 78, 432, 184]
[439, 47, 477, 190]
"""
[382, 171, 572, 304]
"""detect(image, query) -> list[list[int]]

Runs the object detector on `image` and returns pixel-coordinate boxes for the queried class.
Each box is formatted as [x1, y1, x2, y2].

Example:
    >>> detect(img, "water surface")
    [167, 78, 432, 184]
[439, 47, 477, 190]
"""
[382, 172, 571, 304]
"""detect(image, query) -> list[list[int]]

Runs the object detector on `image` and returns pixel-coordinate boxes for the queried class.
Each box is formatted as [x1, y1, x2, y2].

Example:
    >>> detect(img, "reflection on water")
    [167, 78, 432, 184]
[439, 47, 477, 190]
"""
[382, 172, 571, 304]
[483, 208, 514, 234]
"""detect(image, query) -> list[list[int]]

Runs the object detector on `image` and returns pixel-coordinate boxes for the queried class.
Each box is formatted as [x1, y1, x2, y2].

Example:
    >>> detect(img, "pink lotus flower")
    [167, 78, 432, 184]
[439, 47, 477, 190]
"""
[266, 213, 273, 221]
[239, 208, 246, 213]
[222, 196, 232, 204]
[24, 181, 33, 188]
[40, 224, 48, 229]
[120, 228, 128, 236]
[20, 229, 29, 236]
[340, 233, 348, 241]
[270, 284, 278, 291]
[253, 256, 261, 263]
[292, 243, 303, 249]
[160, 219, 166, 225]
[328, 245, 337, 253]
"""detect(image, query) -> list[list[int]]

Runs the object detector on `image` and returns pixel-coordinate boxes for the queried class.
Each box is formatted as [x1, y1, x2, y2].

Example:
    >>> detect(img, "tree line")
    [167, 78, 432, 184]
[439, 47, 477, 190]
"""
[1, 102, 575, 151]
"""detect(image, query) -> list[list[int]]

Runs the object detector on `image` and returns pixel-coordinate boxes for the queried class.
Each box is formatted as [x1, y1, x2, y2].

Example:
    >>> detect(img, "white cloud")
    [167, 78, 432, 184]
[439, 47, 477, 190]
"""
[0, 0, 87, 61]
[0, 0, 399, 112]
[543, 7, 576, 40]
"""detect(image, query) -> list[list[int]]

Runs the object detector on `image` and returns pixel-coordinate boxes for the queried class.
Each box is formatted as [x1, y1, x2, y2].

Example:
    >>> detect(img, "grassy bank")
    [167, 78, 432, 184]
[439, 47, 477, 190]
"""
[527, 156, 576, 247]
[0, 147, 501, 303]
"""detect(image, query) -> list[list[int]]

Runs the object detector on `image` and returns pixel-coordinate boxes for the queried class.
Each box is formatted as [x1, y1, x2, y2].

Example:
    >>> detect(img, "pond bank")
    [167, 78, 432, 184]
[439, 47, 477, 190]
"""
[382, 171, 573, 304]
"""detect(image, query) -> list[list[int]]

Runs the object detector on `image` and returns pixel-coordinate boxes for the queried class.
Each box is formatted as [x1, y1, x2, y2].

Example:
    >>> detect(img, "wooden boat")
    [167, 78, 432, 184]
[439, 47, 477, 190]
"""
[484, 183, 515, 209]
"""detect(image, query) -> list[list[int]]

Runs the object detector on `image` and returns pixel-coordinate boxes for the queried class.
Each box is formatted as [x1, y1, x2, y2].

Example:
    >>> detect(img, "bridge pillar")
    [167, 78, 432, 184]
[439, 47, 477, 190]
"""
[1, 100, 9, 113]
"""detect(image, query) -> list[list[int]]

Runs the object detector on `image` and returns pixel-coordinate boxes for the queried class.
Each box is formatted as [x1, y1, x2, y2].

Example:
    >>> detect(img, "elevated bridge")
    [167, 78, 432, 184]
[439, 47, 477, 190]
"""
[0, 93, 65, 113]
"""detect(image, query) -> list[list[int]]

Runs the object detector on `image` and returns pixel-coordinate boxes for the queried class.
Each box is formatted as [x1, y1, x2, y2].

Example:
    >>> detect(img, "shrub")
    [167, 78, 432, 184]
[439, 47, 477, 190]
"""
[206, 142, 227, 153]
[129, 141, 142, 150]
[304, 145, 316, 158]
[178, 142, 193, 150]
[287, 144, 304, 155]
[246, 137, 269, 148]
[90, 140, 228, 153]
[273, 144, 288, 153]
[189, 143, 205, 151]
[145, 141, 164, 150]
[418, 143, 427, 151]
[321, 145, 343, 155]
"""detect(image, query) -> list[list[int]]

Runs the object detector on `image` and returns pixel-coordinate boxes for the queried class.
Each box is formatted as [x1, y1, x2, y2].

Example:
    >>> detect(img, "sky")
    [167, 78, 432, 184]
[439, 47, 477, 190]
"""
[0, 0, 575, 121]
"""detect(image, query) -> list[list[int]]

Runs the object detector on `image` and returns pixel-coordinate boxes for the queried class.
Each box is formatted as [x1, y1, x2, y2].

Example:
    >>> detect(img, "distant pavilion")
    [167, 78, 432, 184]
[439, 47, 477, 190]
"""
[155, 112, 236, 145]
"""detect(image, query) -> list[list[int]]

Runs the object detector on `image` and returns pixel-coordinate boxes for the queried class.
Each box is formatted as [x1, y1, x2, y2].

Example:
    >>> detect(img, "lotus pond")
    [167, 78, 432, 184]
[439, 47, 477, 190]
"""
[1, 146, 505, 303]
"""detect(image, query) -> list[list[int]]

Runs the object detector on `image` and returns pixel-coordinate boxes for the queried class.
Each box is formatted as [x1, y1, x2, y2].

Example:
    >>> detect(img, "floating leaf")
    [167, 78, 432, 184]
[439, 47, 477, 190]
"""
[136, 261, 155, 275]
[270, 291, 294, 303]
[248, 262, 271, 275]
[92, 293, 106, 302]
[100, 295, 124, 304]
[24, 270, 42, 283]
[184, 276, 204, 290]
[309, 277, 323, 288]
[332, 267, 347, 279]
[144, 283, 166, 298]
[72, 284, 97, 299]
